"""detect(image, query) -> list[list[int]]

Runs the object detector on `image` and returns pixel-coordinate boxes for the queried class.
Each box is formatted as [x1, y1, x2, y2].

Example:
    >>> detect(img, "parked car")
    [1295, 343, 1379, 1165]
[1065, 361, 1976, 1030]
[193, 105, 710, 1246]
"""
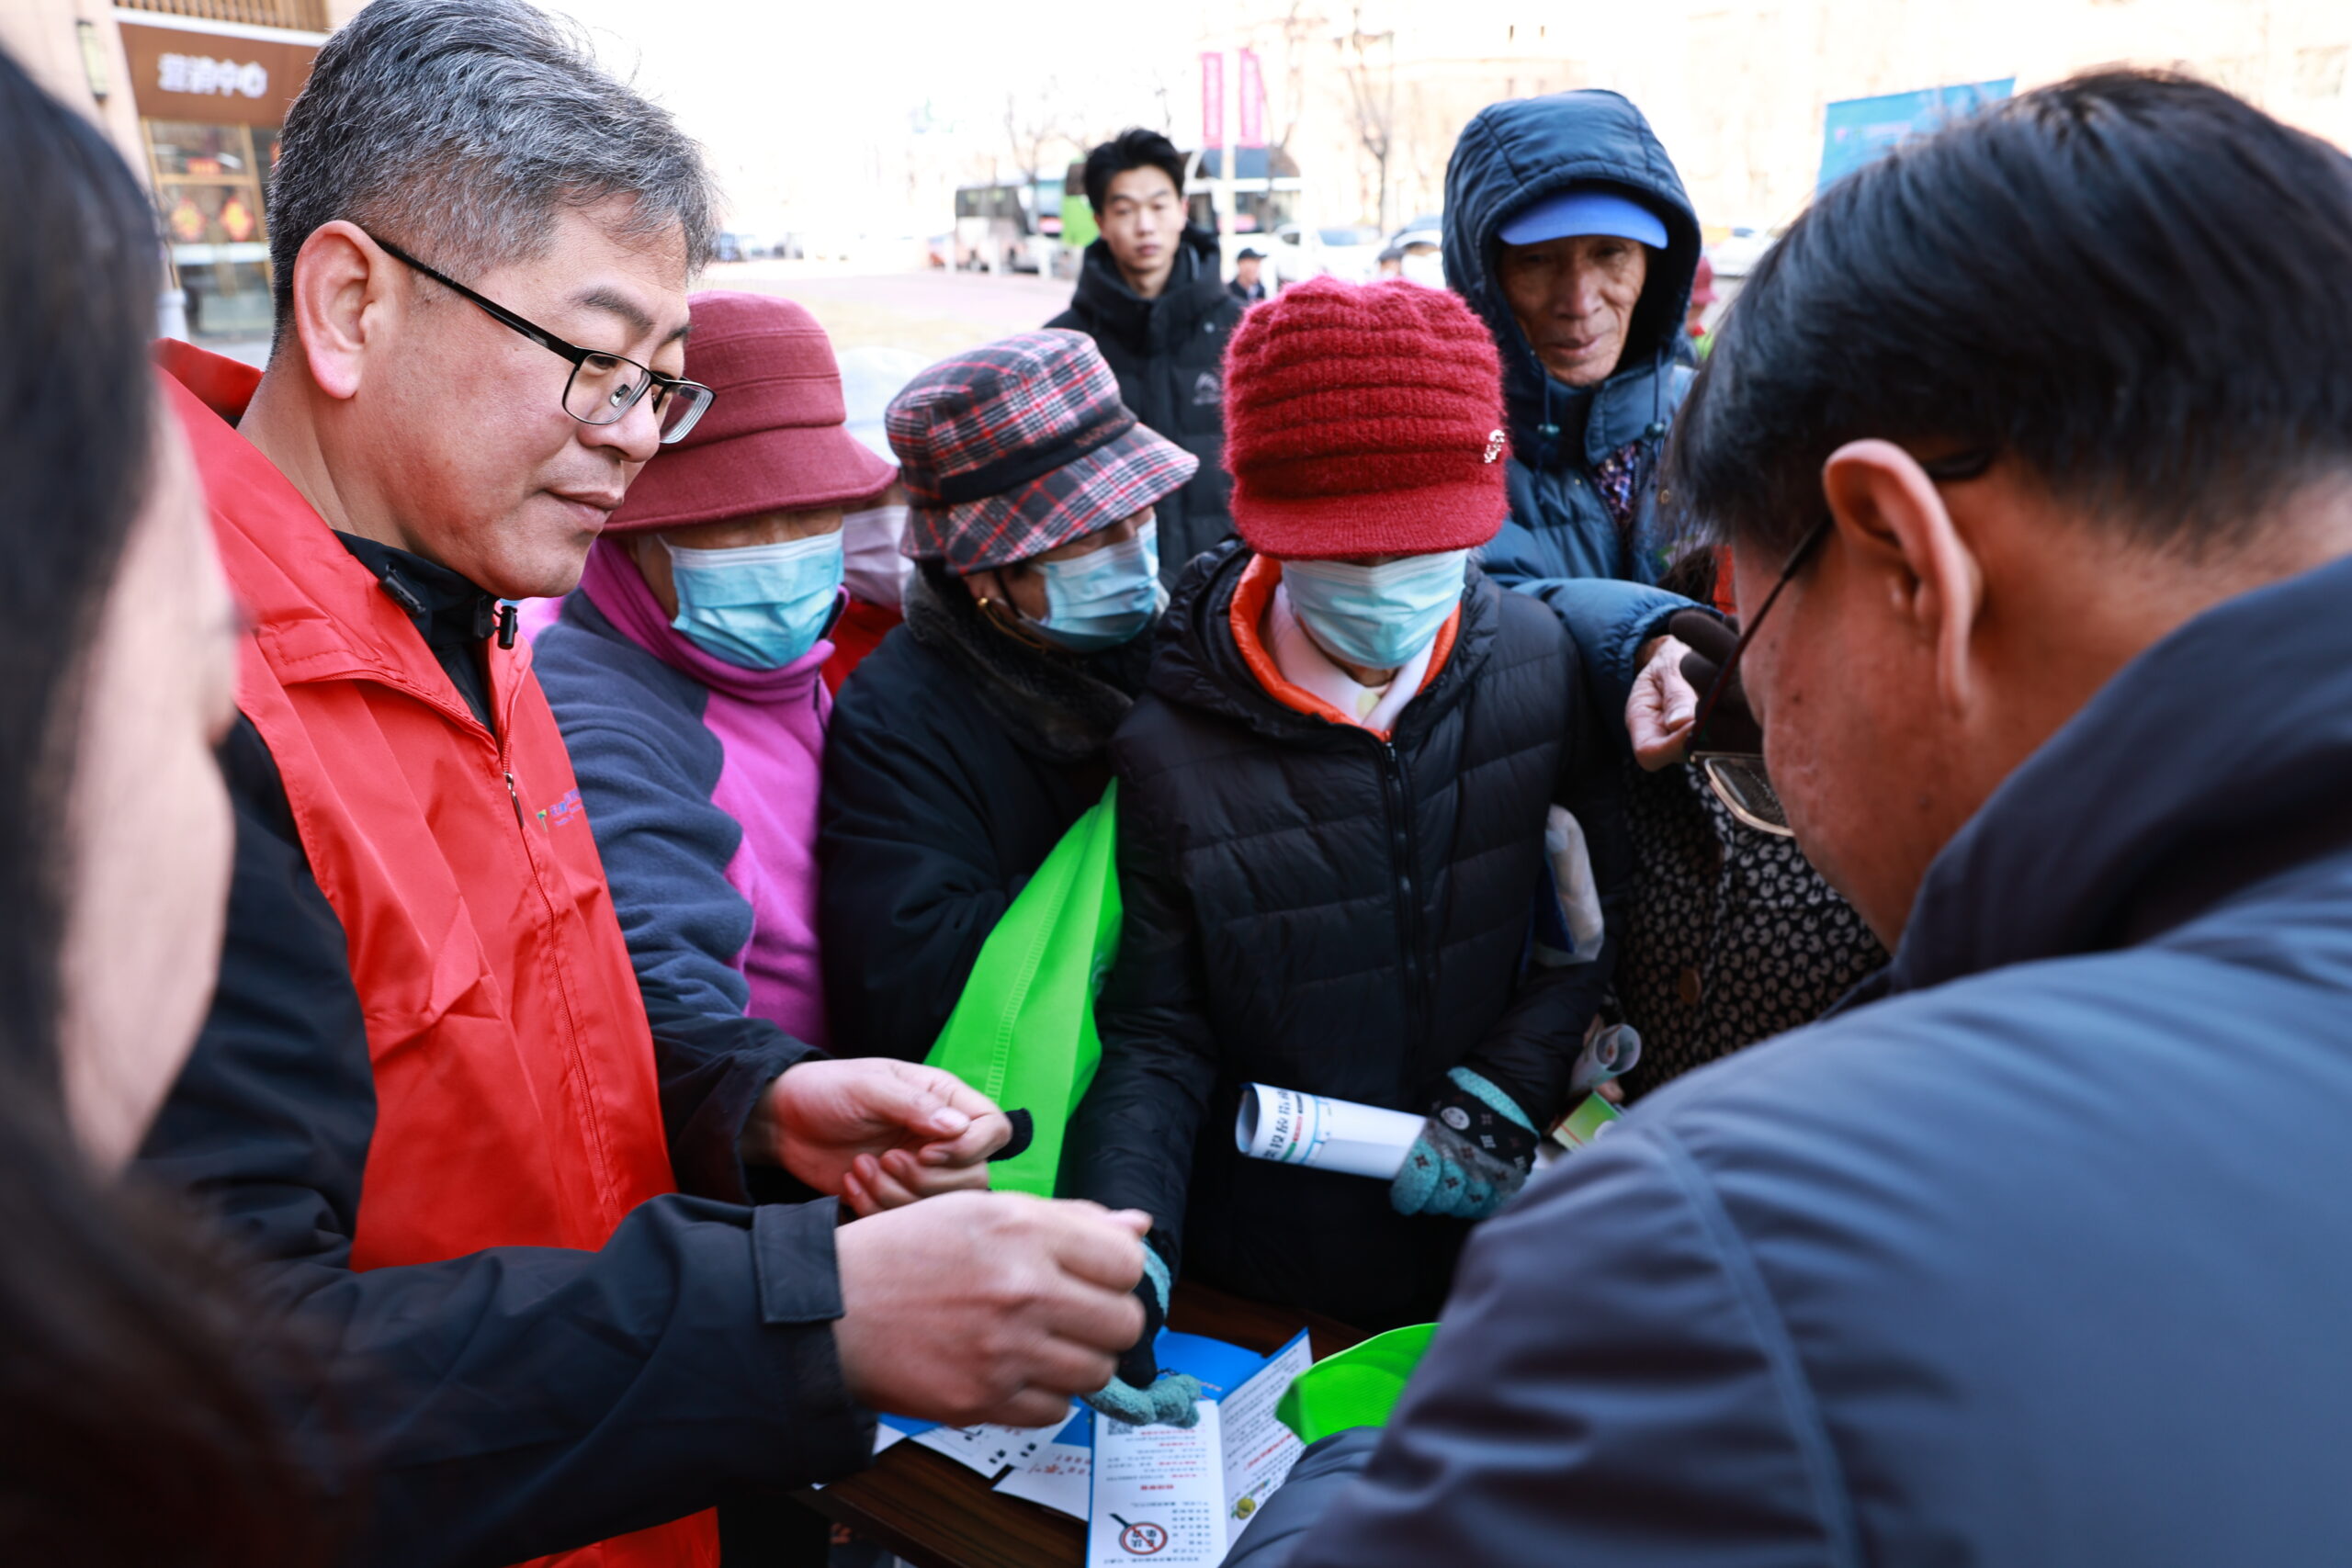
[1271, 221, 1385, 287]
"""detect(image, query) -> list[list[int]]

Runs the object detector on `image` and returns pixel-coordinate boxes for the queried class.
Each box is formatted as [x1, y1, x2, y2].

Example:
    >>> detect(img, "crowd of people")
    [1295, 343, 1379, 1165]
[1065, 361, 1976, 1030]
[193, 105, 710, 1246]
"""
[7, 0, 2352, 1563]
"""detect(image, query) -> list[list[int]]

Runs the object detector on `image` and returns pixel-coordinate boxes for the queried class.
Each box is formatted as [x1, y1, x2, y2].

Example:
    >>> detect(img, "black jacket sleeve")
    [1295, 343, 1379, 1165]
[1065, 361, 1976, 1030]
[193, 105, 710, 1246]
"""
[139, 719, 872, 1568]
[818, 679, 1018, 1062]
[1459, 626, 1633, 1126]
[1066, 775, 1223, 1272]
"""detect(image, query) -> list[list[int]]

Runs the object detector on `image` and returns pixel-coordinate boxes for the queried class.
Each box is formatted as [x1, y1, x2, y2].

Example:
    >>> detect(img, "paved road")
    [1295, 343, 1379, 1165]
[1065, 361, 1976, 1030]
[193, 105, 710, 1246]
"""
[704, 263, 1074, 357]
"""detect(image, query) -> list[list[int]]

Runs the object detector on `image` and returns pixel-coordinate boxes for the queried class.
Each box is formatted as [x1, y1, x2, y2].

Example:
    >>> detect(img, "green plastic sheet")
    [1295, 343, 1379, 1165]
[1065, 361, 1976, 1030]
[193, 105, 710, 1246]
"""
[923, 782, 1121, 1198]
[1275, 1322, 1439, 1446]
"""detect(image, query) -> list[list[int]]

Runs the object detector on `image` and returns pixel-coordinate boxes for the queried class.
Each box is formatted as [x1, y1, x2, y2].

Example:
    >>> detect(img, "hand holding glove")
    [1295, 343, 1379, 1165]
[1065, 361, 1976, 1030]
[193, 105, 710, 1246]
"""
[1080, 1242, 1204, 1427]
[1391, 1066, 1540, 1220]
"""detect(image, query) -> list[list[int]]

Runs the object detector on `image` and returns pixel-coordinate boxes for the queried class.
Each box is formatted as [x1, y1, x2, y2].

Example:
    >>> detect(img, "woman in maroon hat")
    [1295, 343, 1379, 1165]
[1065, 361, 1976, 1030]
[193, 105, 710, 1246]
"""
[1066, 277, 1625, 1419]
[537, 291, 901, 1131]
[819, 330, 1196, 1066]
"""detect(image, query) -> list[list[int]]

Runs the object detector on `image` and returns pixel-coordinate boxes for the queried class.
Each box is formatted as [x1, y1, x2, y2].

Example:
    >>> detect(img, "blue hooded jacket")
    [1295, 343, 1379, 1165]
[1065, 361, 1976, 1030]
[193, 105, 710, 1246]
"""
[1445, 91, 1702, 705]
[1227, 548, 2352, 1566]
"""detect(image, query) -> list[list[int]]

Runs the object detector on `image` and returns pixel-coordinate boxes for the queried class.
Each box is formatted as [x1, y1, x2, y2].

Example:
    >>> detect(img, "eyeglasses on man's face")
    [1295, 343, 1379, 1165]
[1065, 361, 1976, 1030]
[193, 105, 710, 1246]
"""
[1686, 449, 1996, 838]
[368, 233, 713, 446]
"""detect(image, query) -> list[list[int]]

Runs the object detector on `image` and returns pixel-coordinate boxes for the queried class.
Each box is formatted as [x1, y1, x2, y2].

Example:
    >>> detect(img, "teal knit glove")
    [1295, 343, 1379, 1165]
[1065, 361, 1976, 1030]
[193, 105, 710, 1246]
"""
[1391, 1067, 1540, 1220]
[1083, 1244, 1204, 1427]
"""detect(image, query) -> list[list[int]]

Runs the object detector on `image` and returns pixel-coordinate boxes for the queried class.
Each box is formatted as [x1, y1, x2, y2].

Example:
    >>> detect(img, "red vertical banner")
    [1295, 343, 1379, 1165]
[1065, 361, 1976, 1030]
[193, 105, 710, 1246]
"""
[1238, 48, 1266, 148]
[1201, 51, 1226, 148]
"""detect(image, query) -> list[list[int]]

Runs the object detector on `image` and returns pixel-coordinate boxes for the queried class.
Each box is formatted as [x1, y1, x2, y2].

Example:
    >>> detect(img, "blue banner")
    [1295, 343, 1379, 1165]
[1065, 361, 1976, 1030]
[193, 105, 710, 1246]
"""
[1819, 78, 2016, 190]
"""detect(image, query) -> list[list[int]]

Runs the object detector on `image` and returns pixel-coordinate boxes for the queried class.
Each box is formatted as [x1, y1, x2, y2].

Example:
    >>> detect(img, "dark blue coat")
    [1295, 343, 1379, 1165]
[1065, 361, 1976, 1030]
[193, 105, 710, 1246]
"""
[1230, 553, 2352, 1565]
[1444, 90, 1702, 705]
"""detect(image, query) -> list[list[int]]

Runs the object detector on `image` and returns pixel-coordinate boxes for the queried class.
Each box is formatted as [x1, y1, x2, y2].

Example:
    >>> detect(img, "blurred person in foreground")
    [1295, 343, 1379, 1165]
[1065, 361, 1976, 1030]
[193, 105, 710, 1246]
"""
[1231, 71, 2352, 1565]
[827, 344, 930, 687]
[137, 5, 1155, 1564]
[1447, 89, 1884, 1092]
[820, 331, 1192, 1063]
[0, 49, 322, 1567]
[1049, 129, 1240, 584]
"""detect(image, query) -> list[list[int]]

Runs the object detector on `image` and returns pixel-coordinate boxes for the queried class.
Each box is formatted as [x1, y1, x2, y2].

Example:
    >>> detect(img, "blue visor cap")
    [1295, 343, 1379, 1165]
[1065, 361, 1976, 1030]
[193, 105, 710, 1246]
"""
[1498, 189, 1669, 249]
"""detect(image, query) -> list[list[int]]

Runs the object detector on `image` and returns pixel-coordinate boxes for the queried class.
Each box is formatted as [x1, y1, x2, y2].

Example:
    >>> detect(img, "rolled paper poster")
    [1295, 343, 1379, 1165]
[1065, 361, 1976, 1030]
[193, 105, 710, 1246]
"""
[1568, 1021, 1643, 1096]
[1235, 1083, 1428, 1180]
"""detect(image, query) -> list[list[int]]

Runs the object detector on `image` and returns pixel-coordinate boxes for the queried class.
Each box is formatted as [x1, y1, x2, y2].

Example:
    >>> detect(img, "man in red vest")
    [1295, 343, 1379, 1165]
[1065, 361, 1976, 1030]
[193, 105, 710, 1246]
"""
[138, 4, 1150, 1565]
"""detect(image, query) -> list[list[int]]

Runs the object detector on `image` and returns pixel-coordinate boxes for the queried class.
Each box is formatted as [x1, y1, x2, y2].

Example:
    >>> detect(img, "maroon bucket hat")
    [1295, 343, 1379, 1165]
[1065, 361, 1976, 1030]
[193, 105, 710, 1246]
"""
[606, 290, 896, 533]
[888, 330, 1197, 574]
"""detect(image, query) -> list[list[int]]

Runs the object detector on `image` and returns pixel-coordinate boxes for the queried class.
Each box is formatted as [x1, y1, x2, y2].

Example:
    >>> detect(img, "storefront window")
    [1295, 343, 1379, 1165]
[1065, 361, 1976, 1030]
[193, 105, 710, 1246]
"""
[147, 118, 276, 340]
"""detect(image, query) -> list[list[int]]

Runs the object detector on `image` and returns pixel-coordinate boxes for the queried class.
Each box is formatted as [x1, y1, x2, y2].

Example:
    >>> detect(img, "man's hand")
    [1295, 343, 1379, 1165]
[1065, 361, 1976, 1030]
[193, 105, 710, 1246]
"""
[1627, 634, 1701, 770]
[745, 1059, 1012, 1214]
[833, 1193, 1152, 1428]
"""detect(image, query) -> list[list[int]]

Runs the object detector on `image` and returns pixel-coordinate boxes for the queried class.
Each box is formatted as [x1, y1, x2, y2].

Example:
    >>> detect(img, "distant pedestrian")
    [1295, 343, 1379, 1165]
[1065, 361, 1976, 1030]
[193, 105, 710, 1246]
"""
[1048, 128, 1241, 586]
[1228, 245, 1269, 304]
[828, 345, 931, 689]
[1673, 252, 1718, 367]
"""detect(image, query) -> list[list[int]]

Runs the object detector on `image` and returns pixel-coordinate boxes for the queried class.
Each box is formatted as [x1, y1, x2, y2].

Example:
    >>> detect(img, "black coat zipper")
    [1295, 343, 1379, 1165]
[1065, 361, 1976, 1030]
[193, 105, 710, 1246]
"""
[1374, 735, 1435, 1059]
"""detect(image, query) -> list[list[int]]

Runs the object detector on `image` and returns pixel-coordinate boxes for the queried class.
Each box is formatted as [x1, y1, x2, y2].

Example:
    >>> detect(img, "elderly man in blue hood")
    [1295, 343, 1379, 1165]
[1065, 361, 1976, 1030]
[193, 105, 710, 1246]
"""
[1443, 89, 1702, 704]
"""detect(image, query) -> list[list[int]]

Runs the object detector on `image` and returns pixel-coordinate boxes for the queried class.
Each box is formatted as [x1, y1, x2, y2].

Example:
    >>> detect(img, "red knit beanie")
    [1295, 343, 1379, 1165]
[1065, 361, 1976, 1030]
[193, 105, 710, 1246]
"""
[1221, 276, 1509, 559]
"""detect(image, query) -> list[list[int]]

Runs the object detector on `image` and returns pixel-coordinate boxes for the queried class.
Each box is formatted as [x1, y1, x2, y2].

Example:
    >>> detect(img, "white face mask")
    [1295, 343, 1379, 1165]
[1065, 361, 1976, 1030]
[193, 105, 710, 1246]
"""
[841, 504, 912, 608]
[1399, 250, 1446, 289]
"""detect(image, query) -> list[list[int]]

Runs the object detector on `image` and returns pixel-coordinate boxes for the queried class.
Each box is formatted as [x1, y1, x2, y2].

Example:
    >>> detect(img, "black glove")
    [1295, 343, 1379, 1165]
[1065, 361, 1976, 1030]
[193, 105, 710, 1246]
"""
[1667, 607, 1760, 752]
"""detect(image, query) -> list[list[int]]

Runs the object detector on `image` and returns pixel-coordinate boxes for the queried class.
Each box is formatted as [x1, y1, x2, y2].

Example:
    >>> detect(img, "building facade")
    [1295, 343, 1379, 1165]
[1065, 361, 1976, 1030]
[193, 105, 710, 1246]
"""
[1, 0, 368, 341]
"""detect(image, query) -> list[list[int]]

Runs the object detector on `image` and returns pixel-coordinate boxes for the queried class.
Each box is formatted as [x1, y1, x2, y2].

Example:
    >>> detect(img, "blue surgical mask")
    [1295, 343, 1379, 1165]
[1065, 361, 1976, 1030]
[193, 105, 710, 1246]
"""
[1282, 549, 1469, 671]
[1029, 522, 1164, 652]
[662, 531, 843, 670]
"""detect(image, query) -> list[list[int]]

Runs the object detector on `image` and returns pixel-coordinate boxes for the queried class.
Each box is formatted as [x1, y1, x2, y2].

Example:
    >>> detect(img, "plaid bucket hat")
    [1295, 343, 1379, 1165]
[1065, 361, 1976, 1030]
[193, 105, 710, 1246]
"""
[888, 331, 1198, 573]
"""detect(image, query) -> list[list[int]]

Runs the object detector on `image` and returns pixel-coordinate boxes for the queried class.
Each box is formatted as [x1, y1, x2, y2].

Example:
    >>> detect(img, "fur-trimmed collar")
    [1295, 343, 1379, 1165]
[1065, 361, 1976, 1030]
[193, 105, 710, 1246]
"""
[901, 563, 1153, 763]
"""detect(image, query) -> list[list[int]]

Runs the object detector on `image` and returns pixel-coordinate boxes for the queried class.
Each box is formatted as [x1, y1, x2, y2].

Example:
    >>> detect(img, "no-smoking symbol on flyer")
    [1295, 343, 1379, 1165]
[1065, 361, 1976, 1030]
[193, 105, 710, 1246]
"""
[1110, 1514, 1169, 1555]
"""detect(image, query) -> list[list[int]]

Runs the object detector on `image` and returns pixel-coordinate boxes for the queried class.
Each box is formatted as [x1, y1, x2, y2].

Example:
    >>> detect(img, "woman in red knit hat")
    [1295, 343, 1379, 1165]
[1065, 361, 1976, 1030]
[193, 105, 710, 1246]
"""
[1068, 276, 1627, 1422]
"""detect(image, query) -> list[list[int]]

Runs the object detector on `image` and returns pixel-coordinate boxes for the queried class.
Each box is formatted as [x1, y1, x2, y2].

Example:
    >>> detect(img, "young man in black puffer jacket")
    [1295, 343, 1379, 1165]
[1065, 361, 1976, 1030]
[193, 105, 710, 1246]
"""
[1048, 128, 1243, 585]
[1069, 278, 1627, 1424]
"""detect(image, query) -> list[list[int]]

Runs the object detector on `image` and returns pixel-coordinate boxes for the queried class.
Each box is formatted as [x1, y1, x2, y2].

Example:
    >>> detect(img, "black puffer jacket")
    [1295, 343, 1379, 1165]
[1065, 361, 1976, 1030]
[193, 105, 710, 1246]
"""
[1069, 545, 1623, 1327]
[1046, 230, 1241, 582]
[818, 562, 1153, 1061]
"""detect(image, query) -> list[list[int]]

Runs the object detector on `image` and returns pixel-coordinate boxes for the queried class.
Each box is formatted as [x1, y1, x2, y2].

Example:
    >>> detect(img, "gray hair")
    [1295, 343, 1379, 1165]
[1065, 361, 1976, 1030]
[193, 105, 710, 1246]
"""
[267, 0, 716, 332]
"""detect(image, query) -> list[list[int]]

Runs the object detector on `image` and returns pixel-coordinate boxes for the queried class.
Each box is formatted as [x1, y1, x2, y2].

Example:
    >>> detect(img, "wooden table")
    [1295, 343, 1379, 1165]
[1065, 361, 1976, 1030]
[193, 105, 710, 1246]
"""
[803, 1282, 1365, 1568]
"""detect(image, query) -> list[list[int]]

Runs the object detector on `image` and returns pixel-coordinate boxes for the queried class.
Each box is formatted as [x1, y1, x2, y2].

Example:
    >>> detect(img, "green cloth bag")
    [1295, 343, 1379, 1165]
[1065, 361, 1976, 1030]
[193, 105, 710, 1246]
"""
[923, 782, 1121, 1198]
[1275, 1323, 1439, 1446]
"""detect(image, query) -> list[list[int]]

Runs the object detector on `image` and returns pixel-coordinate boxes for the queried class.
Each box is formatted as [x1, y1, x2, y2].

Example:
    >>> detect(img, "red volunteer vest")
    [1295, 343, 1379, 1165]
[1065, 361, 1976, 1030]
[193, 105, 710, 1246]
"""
[161, 344, 718, 1568]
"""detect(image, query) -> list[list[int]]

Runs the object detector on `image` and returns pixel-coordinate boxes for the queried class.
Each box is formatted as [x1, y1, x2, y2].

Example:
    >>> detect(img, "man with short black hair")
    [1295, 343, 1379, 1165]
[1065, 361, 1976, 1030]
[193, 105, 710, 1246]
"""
[1230, 70, 2352, 1565]
[141, 3, 1153, 1563]
[1049, 127, 1241, 584]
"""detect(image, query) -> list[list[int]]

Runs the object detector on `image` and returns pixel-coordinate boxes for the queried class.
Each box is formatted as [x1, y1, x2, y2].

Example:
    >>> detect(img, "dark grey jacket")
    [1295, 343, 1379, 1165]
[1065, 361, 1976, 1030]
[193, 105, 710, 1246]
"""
[1230, 551, 2352, 1566]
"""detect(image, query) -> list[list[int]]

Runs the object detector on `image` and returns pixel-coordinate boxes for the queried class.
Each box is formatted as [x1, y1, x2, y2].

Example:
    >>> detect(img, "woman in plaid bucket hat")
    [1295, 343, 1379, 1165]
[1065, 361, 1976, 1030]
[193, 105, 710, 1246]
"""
[1067, 279, 1627, 1418]
[820, 330, 1196, 1062]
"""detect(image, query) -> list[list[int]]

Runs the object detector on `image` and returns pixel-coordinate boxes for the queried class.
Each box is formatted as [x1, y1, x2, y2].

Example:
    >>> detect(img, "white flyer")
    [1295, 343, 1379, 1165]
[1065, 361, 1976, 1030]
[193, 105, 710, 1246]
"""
[1089, 1400, 1227, 1566]
[995, 1436, 1093, 1520]
[1085, 1331, 1315, 1565]
[994, 1406, 1094, 1520]
[1216, 1333, 1315, 1544]
[910, 1405, 1074, 1479]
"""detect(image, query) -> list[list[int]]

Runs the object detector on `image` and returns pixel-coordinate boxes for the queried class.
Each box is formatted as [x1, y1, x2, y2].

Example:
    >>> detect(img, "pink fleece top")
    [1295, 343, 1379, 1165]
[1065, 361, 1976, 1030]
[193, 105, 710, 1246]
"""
[580, 538, 834, 1047]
